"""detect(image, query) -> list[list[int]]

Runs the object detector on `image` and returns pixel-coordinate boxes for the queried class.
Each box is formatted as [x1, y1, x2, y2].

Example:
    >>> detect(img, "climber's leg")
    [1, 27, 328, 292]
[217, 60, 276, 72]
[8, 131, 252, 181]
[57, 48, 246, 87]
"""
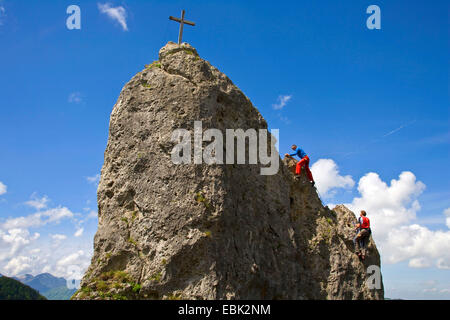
[303, 156, 314, 182]
[353, 232, 361, 254]
[361, 230, 370, 258]
[360, 238, 366, 258]
[295, 158, 305, 175]
[359, 229, 369, 259]
[296, 156, 311, 176]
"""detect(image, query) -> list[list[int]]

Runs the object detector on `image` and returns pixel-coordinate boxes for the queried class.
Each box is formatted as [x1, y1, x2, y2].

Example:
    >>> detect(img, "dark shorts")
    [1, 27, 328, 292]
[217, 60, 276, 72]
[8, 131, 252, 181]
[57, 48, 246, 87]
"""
[358, 228, 371, 238]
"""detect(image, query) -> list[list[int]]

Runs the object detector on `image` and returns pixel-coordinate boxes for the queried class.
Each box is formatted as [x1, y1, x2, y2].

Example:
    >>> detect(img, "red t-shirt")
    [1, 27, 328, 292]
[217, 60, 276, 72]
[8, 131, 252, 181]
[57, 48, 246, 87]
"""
[359, 216, 370, 229]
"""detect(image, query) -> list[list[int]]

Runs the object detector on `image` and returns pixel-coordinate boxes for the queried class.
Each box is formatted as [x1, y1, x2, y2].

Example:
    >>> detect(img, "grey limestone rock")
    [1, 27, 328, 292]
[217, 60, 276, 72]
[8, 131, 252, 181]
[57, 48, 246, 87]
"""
[72, 42, 384, 300]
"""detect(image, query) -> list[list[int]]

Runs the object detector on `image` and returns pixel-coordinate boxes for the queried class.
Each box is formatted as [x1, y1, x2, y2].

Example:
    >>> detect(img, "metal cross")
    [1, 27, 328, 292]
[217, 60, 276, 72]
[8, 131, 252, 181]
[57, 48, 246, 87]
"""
[169, 10, 195, 45]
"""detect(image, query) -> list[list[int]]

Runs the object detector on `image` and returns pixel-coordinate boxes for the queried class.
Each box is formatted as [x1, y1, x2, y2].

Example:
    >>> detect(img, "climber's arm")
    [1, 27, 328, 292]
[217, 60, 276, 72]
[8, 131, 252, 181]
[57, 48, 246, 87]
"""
[355, 217, 362, 229]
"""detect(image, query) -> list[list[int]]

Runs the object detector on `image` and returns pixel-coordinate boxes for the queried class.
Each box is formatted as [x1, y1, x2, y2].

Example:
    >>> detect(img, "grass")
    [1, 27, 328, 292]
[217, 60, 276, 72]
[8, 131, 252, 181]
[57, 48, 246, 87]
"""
[195, 192, 211, 209]
[149, 272, 162, 282]
[89, 270, 142, 299]
[99, 270, 131, 283]
[113, 271, 130, 282]
[76, 286, 91, 299]
[81, 286, 91, 294]
[132, 283, 142, 293]
[141, 81, 152, 88]
[113, 282, 122, 289]
[96, 280, 108, 292]
[195, 192, 206, 202]
[145, 61, 161, 69]
[128, 237, 137, 246]
[167, 292, 182, 300]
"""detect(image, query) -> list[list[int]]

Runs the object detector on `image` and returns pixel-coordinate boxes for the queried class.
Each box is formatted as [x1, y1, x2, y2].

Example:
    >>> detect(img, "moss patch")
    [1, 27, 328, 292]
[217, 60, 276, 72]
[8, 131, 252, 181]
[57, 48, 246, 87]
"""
[87, 270, 140, 300]
[145, 61, 161, 69]
[195, 192, 211, 209]
[167, 292, 183, 300]
[140, 80, 152, 88]
[149, 272, 162, 282]
[128, 237, 138, 246]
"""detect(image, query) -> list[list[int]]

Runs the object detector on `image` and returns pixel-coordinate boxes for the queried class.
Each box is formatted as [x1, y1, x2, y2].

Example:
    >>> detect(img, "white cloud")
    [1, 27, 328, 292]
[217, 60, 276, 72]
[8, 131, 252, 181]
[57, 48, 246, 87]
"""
[4, 256, 34, 275]
[74, 209, 98, 228]
[25, 193, 49, 210]
[421, 280, 437, 287]
[0, 181, 6, 195]
[86, 174, 100, 185]
[57, 250, 85, 267]
[310, 159, 355, 198]
[74, 228, 84, 237]
[408, 257, 431, 268]
[98, 3, 128, 31]
[0, 192, 95, 278]
[0, 228, 40, 258]
[346, 171, 426, 237]
[0, 236, 93, 278]
[0, 229, 93, 278]
[0, 5, 6, 26]
[345, 171, 450, 270]
[52, 248, 92, 278]
[436, 258, 450, 270]
[29, 248, 41, 255]
[272, 95, 292, 110]
[51, 234, 67, 241]
[1, 207, 74, 230]
[1, 214, 43, 230]
[278, 115, 291, 125]
[444, 208, 450, 229]
[68, 92, 83, 104]
[86, 210, 97, 220]
[44, 207, 74, 224]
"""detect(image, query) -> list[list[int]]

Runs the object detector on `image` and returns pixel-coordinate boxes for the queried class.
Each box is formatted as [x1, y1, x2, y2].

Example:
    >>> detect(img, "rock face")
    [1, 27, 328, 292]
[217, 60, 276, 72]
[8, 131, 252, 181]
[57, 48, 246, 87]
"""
[73, 42, 384, 300]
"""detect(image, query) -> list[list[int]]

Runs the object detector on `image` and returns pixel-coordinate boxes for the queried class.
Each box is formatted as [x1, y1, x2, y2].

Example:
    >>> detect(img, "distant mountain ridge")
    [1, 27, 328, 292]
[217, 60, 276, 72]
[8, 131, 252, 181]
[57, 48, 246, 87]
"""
[14, 273, 76, 300]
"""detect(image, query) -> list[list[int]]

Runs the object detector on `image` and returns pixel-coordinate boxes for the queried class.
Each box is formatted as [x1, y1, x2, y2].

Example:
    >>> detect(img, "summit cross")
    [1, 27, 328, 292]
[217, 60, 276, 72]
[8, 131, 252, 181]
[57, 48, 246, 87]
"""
[169, 10, 196, 45]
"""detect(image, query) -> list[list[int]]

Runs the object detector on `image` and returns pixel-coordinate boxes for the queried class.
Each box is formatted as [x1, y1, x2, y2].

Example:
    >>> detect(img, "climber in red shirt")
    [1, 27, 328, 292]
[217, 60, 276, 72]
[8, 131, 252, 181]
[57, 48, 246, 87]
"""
[353, 210, 371, 260]
[285, 144, 315, 186]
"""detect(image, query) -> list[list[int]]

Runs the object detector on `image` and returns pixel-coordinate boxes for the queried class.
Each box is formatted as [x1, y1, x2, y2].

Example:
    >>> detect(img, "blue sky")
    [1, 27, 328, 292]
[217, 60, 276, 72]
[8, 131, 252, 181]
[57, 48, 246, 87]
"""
[0, 0, 448, 299]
